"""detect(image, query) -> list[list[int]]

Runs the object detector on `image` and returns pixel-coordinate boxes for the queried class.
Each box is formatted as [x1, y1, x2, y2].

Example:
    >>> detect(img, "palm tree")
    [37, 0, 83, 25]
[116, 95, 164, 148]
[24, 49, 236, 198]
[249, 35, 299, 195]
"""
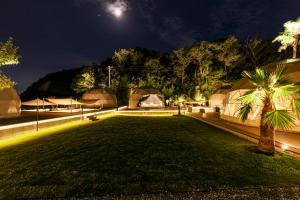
[273, 18, 300, 59]
[238, 65, 300, 155]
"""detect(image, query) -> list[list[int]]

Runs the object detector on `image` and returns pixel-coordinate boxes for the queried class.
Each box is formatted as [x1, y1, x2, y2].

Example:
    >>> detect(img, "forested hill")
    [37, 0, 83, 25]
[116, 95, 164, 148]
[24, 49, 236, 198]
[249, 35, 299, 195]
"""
[21, 36, 292, 102]
[21, 68, 82, 101]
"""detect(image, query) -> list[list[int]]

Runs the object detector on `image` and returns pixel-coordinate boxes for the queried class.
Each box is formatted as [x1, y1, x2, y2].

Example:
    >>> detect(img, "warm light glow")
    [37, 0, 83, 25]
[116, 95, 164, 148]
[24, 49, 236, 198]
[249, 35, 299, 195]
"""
[117, 110, 178, 113]
[0, 121, 86, 149]
[0, 111, 128, 149]
[282, 144, 289, 151]
[0, 107, 127, 131]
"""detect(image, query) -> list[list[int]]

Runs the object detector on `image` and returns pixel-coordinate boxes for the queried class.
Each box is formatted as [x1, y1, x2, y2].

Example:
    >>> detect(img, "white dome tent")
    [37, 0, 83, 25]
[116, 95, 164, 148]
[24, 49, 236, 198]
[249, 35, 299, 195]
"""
[129, 88, 165, 109]
[140, 94, 165, 108]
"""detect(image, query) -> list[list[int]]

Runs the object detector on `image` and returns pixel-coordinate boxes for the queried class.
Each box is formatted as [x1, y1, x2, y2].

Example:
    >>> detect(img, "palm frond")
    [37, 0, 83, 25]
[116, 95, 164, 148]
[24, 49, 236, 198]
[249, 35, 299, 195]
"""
[238, 89, 263, 105]
[238, 103, 252, 121]
[242, 68, 270, 88]
[291, 99, 300, 117]
[276, 79, 291, 86]
[273, 64, 287, 81]
[255, 68, 268, 80]
[264, 110, 295, 130]
[255, 69, 270, 87]
[272, 84, 298, 98]
[272, 33, 294, 47]
[241, 70, 252, 80]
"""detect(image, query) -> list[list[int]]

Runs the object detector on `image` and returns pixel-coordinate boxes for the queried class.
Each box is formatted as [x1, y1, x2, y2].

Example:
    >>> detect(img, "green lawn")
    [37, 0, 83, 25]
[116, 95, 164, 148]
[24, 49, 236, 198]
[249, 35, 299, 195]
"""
[1, 115, 300, 198]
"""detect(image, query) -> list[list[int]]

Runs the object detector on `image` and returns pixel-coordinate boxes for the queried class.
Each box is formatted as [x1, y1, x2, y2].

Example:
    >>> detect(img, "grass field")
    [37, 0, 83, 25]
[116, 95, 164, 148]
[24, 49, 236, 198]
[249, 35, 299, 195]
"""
[1, 115, 300, 199]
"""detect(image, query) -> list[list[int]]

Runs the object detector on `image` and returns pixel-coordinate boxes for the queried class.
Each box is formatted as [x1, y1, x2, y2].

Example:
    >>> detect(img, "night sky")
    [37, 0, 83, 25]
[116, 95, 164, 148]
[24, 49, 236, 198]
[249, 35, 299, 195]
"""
[1, 0, 299, 92]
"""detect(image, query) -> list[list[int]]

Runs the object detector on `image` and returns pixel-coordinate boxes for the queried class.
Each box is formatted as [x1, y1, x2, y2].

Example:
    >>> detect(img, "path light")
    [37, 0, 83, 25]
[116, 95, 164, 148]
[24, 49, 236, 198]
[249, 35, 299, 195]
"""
[282, 144, 289, 151]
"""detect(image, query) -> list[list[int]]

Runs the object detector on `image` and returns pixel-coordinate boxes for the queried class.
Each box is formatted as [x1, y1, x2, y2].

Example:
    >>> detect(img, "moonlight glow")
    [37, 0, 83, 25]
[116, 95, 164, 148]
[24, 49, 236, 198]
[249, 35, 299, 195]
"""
[112, 7, 122, 17]
[107, 0, 128, 18]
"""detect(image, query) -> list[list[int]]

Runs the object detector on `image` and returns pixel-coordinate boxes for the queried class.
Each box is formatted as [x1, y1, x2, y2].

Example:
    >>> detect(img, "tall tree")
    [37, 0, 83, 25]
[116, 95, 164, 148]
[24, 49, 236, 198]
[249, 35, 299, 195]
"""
[0, 74, 14, 90]
[244, 38, 280, 69]
[238, 65, 300, 155]
[0, 37, 20, 90]
[113, 48, 144, 77]
[144, 58, 163, 75]
[273, 17, 300, 59]
[0, 37, 19, 67]
[72, 66, 96, 93]
[189, 42, 214, 94]
[215, 36, 242, 80]
[172, 48, 191, 87]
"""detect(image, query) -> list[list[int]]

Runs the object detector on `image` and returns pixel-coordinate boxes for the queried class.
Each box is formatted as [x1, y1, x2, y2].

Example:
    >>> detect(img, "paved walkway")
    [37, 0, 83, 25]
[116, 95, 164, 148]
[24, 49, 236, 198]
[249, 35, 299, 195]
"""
[189, 113, 300, 155]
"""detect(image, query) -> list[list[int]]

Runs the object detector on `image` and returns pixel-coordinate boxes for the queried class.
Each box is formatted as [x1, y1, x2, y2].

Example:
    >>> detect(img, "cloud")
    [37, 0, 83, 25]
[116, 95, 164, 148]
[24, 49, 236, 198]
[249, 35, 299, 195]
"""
[137, 0, 200, 47]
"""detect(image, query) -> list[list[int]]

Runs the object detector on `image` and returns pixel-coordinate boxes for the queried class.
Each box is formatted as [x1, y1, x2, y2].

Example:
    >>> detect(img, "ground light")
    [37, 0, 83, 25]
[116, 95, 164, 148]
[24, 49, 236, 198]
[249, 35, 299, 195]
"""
[282, 144, 289, 151]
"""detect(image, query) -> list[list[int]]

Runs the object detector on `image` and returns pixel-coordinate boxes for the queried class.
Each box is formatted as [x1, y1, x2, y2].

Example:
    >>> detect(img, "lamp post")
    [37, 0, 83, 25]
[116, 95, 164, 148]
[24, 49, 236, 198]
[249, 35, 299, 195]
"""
[108, 65, 112, 88]
[36, 97, 39, 132]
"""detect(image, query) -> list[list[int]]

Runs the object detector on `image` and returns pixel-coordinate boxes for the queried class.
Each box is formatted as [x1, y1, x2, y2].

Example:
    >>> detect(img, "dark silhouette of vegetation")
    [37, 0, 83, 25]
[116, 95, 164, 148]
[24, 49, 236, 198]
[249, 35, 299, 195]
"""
[22, 36, 291, 103]
[21, 68, 82, 100]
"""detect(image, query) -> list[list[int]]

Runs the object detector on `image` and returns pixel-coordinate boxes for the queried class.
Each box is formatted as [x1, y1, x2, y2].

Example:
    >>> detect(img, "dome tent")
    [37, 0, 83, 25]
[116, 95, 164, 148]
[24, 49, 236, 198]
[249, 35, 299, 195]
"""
[221, 59, 300, 128]
[0, 87, 21, 118]
[129, 88, 165, 109]
[81, 88, 117, 108]
[209, 90, 229, 109]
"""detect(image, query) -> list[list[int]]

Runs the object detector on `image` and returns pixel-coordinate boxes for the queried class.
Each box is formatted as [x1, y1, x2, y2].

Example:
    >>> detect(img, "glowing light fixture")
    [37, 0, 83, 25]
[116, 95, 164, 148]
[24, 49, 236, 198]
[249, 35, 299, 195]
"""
[282, 144, 289, 151]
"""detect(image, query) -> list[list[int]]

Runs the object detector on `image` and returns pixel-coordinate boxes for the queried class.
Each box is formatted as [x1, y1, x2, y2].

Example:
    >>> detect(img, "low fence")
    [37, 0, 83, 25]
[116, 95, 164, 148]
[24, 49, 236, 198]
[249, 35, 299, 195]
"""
[0, 106, 127, 139]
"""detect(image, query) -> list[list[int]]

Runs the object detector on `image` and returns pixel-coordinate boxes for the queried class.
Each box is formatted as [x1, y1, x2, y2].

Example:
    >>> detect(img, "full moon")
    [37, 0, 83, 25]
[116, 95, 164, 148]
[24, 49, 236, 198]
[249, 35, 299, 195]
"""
[113, 8, 122, 18]
[107, 1, 127, 19]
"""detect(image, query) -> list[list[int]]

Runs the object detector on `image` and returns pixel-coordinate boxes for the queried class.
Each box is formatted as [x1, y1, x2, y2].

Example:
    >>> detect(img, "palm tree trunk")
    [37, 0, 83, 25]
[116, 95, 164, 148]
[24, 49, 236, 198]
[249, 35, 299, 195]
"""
[258, 98, 275, 154]
[293, 36, 299, 59]
[293, 43, 297, 59]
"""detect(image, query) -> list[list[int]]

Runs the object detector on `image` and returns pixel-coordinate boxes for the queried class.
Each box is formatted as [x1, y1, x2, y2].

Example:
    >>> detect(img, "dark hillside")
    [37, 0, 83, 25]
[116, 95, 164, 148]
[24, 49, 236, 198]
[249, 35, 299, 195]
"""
[21, 68, 82, 101]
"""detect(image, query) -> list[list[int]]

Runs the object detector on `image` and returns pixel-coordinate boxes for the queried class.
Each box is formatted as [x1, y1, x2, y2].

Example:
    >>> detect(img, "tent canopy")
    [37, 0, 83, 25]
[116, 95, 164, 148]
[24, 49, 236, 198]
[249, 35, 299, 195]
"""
[80, 99, 101, 105]
[47, 98, 82, 105]
[82, 88, 117, 108]
[129, 88, 163, 109]
[22, 98, 54, 106]
[140, 94, 165, 108]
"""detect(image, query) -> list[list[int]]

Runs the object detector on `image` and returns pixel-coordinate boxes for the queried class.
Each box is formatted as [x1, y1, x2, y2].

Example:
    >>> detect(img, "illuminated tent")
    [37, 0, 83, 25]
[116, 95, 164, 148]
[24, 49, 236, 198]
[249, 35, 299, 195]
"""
[221, 59, 300, 127]
[129, 88, 164, 109]
[209, 91, 228, 108]
[81, 88, 117, 108]
[140, 94, 165, 108]
[47, 98, 82, 105]
[0, 88, 21, 118]
[22, 98, 54, 106]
